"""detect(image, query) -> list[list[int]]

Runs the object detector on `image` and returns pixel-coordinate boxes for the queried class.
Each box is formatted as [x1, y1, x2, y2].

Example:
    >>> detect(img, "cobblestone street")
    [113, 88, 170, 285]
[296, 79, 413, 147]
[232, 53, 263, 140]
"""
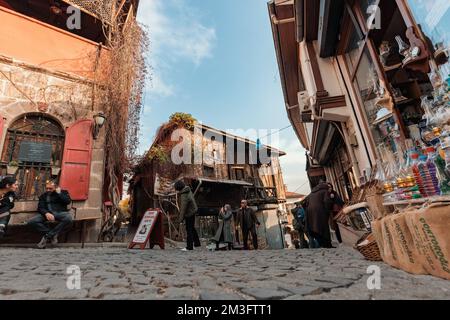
[0, 246, 449, 300]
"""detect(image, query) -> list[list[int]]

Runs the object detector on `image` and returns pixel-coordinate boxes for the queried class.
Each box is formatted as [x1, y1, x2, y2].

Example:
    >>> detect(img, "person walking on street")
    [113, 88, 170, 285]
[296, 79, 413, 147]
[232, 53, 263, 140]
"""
[291, 201, 309, 249]
[213, 204, 234, 251]
[175, 180, 201, 251]
[237, 200, 260, 250]
[305, 181, 334, 248]
[328, 184, 344, 244]
[28, 181, 73, 248]
[0, 176, 18, 238]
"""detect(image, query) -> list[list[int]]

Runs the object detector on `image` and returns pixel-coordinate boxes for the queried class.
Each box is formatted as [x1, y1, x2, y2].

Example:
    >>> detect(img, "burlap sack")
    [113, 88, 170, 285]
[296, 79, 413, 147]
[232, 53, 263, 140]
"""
[405, 203, 450, 280]
[371, 219, 386, 261]
[379, 215, 402, 269]
[366, 194, 386, 219]
[389, 212, 428, 275]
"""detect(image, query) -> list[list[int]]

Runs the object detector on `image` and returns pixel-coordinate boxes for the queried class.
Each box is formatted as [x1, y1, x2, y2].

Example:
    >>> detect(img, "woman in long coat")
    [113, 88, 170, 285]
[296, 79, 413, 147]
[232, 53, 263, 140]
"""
[213, 204, 234, 250]
[305, 182, 334, 248]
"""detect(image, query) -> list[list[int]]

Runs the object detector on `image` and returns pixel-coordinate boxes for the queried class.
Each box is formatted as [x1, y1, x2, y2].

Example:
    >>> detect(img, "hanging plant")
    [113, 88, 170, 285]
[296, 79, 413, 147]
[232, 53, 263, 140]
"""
[148, 145, 169, 163]
[169, 112, 196, 130]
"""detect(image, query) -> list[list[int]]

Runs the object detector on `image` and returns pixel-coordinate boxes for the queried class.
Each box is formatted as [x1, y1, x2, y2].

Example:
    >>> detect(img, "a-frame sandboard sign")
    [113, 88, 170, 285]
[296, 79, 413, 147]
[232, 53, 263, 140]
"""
[129, 209, 165, 250]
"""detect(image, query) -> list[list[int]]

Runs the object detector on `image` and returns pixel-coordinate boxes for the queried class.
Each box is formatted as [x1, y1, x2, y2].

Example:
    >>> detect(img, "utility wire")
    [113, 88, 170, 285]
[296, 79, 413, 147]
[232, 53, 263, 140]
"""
[293, 180, 309, 194]
[258, 125, 292, 140]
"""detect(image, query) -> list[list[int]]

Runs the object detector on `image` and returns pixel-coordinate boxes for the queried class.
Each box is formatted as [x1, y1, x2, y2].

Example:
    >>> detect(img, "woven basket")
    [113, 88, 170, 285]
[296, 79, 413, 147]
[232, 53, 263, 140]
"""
[354, 233, 382, 261]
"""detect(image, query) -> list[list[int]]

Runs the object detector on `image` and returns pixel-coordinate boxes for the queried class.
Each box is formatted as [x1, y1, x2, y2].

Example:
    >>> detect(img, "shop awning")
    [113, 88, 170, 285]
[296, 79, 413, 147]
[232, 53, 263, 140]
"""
[310, 120, 342, 165]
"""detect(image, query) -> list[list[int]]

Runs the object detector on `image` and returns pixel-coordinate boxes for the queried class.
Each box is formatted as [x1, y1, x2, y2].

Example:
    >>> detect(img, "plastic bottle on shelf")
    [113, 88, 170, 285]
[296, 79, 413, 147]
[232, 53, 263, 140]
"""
[418, 155, 435, 197]
[410, 152, 426, 197]
[436, 136, 450, 195]
[425, 147, 442, 196]
[443, 136, 450, 176]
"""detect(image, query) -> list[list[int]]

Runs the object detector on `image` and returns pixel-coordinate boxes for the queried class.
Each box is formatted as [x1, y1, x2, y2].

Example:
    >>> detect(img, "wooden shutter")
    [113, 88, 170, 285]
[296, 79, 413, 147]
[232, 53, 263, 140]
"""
[60, 120, 94, 201]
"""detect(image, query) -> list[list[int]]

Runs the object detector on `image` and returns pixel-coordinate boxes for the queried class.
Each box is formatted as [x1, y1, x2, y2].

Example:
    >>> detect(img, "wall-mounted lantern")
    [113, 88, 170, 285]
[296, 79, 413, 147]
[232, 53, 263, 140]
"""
[93, 112, 107, 140]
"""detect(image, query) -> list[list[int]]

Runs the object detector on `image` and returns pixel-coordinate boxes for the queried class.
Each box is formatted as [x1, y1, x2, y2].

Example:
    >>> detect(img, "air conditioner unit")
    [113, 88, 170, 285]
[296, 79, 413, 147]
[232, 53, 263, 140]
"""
[298, 91, 315, 122]
[298, 91, 312, 112]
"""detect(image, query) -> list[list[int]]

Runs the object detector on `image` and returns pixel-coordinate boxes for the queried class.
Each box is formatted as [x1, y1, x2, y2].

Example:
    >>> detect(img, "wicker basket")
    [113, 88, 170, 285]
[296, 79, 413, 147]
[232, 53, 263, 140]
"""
[354, 233, 382, 261]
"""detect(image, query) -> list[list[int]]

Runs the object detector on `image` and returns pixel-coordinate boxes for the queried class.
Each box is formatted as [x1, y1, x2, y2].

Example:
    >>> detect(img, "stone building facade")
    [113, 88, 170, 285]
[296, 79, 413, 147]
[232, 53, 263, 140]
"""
[0, 57, 105, 242]
[0, 1, 140, 243]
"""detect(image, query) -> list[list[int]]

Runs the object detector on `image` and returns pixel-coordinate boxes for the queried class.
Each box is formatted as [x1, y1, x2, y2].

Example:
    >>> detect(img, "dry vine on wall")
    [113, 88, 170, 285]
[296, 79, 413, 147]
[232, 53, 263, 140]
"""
[94, 1, 149, 239]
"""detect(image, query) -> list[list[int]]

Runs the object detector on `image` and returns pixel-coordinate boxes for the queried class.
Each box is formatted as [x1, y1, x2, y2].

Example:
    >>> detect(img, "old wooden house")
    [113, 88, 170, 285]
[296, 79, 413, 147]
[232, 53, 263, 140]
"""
[130, 118, 288, 249]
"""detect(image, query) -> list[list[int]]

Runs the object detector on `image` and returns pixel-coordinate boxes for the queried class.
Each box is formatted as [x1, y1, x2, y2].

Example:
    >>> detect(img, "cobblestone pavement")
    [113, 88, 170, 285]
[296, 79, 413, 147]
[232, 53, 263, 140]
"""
[0, 246, 449, 300]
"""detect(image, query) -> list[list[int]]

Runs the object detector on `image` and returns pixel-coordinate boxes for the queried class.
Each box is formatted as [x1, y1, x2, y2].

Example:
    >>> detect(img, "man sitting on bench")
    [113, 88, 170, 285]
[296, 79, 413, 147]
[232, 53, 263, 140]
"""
[28, 181, 73, 249]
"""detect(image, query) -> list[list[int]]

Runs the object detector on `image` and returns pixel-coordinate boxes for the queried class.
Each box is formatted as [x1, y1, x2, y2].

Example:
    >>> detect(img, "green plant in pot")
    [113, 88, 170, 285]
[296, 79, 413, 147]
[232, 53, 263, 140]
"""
[7, 161, 19, 175]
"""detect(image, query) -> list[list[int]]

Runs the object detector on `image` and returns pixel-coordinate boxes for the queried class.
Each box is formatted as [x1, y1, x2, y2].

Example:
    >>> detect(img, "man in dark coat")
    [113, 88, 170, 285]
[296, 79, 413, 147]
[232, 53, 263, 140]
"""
[175, 180, 201, 251]
[328, 184, 344, 244]
[236, 200, 260, 250]
[28, 181, 73, 249]
[305, 182, 334, 248]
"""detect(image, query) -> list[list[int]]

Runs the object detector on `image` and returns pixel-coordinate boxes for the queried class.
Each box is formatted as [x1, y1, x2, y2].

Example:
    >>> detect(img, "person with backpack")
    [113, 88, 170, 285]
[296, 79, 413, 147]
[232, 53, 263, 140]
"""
[291, 201, 309, 249]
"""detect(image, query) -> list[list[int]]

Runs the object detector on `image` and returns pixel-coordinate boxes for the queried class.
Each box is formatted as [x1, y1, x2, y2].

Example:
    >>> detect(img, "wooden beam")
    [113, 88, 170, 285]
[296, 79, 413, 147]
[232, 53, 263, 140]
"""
[305, 42, 327, 96]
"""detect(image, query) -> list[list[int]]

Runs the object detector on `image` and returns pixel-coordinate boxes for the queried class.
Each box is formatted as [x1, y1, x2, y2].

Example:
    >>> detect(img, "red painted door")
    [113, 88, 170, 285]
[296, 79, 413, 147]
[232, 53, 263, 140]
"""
[60, 120, 94, 201]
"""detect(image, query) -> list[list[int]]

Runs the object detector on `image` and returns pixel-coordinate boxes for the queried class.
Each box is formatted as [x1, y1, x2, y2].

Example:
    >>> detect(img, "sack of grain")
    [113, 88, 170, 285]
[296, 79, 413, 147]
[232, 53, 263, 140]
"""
[379, 215, 401, 269]
[389, 212, 427, 275]
[405, 203, 450, 280]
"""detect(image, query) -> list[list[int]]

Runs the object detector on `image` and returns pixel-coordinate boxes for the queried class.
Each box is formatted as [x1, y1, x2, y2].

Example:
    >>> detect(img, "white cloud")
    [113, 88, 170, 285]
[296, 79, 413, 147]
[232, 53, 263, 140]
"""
[137, 0, 216, 97]
[149, 72, 174, 97]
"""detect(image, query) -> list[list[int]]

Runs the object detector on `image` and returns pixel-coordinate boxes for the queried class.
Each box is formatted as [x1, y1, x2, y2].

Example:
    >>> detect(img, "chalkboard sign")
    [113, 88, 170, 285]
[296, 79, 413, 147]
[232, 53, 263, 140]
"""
[18, 141, 52, 163]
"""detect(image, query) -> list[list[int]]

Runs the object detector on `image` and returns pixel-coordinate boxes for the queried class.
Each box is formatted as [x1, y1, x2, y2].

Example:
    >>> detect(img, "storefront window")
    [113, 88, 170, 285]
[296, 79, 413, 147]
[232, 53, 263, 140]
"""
[344, 11, 365, 74]
[408, 0, 450, 76]
[352, 47, 403, 162]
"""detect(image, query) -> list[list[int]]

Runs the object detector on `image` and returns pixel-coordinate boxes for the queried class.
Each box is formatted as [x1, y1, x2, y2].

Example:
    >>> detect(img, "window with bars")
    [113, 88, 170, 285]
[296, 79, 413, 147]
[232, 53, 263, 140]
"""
[1, 114, 65, 201]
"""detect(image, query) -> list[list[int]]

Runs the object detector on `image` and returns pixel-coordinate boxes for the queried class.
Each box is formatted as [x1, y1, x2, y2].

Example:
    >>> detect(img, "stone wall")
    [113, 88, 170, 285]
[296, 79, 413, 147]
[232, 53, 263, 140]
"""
[0, 60, 106, 242]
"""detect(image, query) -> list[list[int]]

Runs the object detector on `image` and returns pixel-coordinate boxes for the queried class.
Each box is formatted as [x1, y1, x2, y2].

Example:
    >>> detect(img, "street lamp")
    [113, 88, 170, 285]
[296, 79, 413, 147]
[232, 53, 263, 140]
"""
[93, 112, 107, 139]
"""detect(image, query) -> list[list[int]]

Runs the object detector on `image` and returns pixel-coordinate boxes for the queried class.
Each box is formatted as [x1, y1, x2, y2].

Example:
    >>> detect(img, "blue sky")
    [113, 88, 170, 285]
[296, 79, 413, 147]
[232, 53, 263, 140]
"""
[137, 0, 310, 195]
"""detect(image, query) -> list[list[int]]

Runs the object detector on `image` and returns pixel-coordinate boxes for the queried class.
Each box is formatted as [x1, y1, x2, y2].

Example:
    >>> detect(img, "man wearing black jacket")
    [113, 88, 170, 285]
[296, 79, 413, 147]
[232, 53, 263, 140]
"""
[28, 181, 73, 249]
[237, 200, 261, 250]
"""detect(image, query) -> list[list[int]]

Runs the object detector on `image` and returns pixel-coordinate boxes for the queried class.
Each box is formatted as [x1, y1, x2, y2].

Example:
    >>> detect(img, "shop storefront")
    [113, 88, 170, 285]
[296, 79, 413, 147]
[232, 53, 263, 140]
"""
[335, 0, 450, 205]
[335, 0, 450, 280]
[269, 0, 449, 279]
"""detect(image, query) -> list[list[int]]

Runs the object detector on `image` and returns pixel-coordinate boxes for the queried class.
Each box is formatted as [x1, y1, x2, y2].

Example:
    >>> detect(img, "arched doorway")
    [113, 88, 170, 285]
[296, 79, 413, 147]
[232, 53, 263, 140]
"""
[1, 114, 65, 200]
